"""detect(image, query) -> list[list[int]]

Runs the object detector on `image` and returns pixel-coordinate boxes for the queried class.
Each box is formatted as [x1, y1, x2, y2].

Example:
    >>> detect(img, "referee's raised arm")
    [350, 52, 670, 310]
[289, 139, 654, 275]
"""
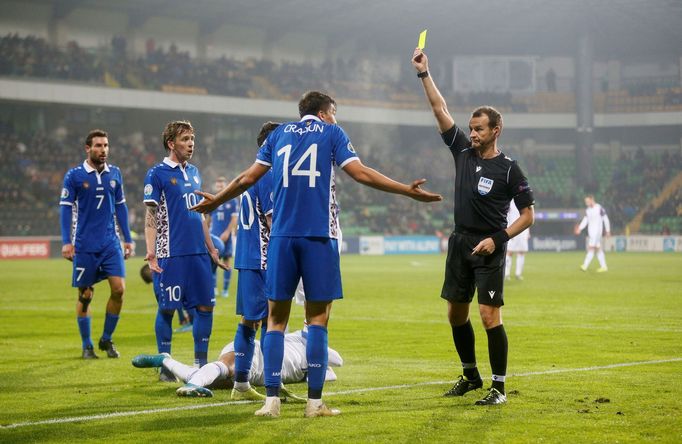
[412, 47, 455, 134]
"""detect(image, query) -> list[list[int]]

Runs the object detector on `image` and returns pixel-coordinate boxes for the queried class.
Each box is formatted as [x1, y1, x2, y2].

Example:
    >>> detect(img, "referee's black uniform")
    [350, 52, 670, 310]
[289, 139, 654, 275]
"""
[440, 124, 534, 306]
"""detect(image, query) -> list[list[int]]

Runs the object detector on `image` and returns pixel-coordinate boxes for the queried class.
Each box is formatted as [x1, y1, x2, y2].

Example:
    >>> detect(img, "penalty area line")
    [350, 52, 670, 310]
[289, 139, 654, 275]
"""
[2, 357, 680, 429]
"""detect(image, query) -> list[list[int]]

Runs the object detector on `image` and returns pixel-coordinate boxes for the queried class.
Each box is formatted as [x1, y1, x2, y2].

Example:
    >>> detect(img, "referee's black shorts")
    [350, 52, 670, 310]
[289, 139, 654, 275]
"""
[440, 231, 506, 306]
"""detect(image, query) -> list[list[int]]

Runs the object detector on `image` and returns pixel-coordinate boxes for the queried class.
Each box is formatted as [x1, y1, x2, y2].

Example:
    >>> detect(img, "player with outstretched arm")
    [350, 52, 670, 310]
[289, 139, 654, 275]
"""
[191, 91, 441, 417]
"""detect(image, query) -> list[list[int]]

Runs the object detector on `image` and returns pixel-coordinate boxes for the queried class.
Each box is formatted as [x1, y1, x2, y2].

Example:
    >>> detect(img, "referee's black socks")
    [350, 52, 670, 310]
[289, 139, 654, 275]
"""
[486, 324, 508, 394]
[452, 320, 480, 381]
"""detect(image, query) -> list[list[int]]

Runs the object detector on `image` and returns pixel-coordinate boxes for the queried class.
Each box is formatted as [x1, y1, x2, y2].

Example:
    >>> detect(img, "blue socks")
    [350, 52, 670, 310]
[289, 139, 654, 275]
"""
[101, 313, 119, 341]
[263, 330, 284, 397]
[77, 316, 93, 349]
[176, 308, 187, 324]
[193, 310, 213, 367]
[223, 269, 232, 292]
[233, 324, 257, 383]
[306, 325, 328, 399]
[155, 309, 173, 354]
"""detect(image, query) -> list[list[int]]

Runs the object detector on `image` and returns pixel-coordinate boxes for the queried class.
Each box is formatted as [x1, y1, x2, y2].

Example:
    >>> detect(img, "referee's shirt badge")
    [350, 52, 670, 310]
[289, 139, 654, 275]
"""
[477, 177, 493, 195]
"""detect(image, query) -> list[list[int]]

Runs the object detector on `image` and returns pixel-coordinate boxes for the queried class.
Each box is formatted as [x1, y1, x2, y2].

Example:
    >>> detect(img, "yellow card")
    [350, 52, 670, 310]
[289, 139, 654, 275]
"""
[418, 29, 427, 49]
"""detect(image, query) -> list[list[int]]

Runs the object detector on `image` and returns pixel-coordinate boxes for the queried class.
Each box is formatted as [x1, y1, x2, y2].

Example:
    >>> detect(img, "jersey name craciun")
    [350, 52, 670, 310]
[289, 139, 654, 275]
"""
[234, 169, 273, 270]
[143, 157, 207, 258]
[60, 161, 126, 252]
[256, 115, 358, 238]
[441, 124, 534, 235]
[210, 198, 238, 239]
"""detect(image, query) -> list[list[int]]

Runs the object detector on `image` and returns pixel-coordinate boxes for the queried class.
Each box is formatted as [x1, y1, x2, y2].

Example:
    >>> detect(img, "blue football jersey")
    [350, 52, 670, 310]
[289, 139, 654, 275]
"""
[256, 116, 358, 238]
[60, 161, 127, 253]
[143, 158, 207, 258]
[210, 198, 238, 238]
[234, 169, 273, 270]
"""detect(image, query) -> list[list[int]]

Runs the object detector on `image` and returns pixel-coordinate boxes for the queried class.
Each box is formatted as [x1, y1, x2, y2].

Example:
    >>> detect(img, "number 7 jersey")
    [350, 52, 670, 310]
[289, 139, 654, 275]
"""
[256, 116, 358, 238]
[143, 157, 207, 258]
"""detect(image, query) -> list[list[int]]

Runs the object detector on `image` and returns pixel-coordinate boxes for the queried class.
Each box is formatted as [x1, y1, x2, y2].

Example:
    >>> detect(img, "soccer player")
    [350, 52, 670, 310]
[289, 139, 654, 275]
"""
[575, 194, 610, 272]
[132, 329, 342, 398]
[143, 120, 226, 376]
[207, 177, 238, 298]
[60, 129, 134, 359]
[140, 231, 226, 336]
[191, 91, 441, 417]
[413, 48, 535, 405]
[229, 121, 277, 402]
[505, 200, 530, 280]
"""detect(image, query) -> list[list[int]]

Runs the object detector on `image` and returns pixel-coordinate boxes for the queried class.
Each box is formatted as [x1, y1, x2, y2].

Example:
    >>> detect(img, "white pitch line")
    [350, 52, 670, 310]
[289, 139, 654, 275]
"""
[0, 400, 254, 430]
[2, 357, 680, 430]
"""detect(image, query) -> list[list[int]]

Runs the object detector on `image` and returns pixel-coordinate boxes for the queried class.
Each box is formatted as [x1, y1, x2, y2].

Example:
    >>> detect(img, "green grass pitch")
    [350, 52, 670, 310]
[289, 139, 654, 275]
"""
[0, 252, 680, 443]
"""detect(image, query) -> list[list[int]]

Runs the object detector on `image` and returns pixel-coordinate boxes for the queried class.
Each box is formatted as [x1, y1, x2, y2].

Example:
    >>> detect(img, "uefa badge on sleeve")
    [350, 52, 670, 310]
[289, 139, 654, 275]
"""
[110, 180, 116, 189]
[477, 177, 493, 195]
[347, 142, 356, 154]
[144, 184, 153, 196]
[61, 188, 69, 199]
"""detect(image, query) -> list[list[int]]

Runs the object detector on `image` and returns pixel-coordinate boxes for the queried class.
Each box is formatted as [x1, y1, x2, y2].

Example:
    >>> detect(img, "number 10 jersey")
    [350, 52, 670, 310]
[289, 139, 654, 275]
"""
[143, 157, 207, 258]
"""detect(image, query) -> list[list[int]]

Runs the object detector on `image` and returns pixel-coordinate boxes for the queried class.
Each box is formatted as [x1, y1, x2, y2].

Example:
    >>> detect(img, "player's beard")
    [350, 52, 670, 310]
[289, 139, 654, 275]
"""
[89, 151, 107, 169]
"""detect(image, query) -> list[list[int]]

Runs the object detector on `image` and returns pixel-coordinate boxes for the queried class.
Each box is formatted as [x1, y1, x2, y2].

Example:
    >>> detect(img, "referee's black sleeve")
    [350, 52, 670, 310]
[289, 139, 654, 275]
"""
[440, 124, 471, 159]
[508, 161, 535, 210]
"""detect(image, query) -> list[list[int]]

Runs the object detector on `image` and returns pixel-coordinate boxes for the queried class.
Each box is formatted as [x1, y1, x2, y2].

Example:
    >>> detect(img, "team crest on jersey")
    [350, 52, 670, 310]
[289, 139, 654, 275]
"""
[83, 181, 90, 189]
[110, 180, 116, 188]
[193, 176, 199, 184]
[347, 142, 356, 154]
[144, 184, 153, 196]
[170, 178, 177, 185]
[61, 188, 69, 199]
[477, 177, 493, 195]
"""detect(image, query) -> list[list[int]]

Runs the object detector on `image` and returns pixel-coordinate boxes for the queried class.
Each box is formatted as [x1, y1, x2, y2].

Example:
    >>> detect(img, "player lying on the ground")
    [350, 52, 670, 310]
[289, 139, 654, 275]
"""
[132, 329, 342, 398]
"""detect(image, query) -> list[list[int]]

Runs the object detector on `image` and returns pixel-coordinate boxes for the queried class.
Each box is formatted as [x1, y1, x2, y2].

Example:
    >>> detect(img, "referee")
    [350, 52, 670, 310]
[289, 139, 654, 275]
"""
[412, 48, 535, 405]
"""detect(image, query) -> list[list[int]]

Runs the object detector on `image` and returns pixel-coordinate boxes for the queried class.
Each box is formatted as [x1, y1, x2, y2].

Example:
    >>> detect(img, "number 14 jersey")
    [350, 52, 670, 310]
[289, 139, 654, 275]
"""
[256, 115, 358, 239]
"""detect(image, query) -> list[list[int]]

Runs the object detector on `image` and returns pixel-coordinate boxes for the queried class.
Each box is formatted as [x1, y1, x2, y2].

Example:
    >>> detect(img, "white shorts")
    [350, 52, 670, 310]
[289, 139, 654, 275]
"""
[507, 236, 529, 253]
[587, 234, 602, 248]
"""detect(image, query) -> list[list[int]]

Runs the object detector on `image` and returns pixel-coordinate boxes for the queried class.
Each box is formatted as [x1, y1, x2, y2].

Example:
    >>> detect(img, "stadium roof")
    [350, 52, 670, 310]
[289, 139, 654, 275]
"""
[30, 0, 682, 57]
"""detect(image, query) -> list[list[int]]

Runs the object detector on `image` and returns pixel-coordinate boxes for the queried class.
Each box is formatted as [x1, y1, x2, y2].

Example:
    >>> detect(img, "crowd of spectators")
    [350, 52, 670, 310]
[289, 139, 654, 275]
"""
[2, 116, 680, 238]
[2, 34, 681, 113]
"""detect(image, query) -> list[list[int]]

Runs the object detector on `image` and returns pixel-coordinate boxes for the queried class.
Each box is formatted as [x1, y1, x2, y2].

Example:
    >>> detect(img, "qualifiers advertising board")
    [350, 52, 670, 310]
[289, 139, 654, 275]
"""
[0, 238, 50, 259]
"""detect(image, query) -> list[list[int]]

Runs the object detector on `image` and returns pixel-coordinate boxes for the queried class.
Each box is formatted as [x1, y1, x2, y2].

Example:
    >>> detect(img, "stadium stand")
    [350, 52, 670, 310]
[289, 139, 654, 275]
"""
[2, 114, 681, 237]
[2, 34, 682, 113]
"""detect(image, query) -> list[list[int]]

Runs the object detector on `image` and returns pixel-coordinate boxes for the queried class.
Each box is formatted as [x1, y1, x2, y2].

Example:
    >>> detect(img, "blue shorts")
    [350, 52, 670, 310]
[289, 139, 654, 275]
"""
[267, 237, 342, 302]
[155, 254, 215, 310]
[236, 269, 268, 321]
[72, 243, 125, 287]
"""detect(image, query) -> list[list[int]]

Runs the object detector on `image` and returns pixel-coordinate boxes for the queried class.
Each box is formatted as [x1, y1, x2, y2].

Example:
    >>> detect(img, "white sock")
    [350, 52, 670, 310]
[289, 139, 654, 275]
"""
[234, 381, 251, 391]
[515, 254, 525, 276]
[307, 398, 323, 407]
[596, 250, 607, 268]
[504, 255, 512, 277]
[187, 361, 228, 387]
[163, 357, 199, 383]
[583, 251, 594, 267]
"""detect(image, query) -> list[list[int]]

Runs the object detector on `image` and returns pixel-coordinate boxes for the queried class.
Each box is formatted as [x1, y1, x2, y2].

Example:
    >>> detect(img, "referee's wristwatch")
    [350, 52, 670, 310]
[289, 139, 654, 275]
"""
[417, 70, 429, 79]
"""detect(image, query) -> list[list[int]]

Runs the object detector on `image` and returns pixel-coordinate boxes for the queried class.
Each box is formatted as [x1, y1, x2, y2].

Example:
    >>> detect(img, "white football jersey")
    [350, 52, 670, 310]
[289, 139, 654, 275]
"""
[220, 330, 342, 386]
[578, 203, 610, 239]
